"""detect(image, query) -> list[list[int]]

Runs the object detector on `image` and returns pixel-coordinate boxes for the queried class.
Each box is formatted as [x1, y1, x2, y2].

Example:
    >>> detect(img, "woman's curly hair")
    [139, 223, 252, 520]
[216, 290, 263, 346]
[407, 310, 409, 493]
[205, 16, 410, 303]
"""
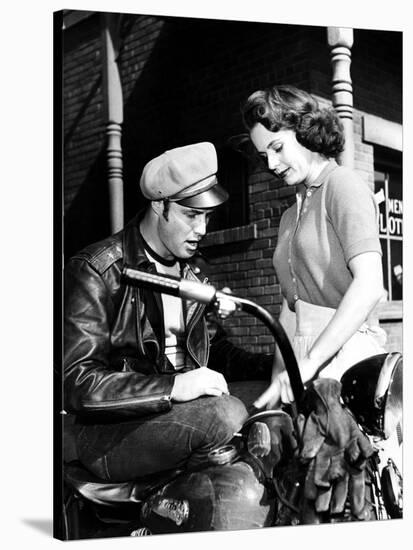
[241, 85, 345, 157]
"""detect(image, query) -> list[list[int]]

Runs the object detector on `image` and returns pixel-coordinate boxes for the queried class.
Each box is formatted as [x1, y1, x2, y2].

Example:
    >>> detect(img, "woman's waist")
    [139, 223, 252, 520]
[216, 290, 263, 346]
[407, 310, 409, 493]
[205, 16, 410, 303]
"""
[294, 300, 336, 335]
[294, 299, 378, 336]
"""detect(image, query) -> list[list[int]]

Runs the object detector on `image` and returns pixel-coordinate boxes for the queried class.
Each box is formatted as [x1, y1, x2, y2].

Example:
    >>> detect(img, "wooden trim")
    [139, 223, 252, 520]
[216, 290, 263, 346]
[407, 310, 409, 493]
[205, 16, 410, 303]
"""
[200, 223, 257, 248]
[102, 13, 124, 233]
[327, 27, 354, 168]
[362, 114, 402, 151]
[376, 300, 403, 321]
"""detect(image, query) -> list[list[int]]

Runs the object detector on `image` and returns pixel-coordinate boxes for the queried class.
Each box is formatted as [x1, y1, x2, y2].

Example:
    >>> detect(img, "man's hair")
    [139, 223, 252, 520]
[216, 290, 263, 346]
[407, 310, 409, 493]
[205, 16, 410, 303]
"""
[241, 85, 345, 157]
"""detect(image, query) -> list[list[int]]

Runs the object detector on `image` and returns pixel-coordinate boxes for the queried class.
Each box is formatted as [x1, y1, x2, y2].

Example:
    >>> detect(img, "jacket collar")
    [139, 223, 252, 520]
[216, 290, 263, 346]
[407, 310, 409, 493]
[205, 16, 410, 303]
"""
[121, 209, 206, 366]
[122, 211, 152, 269]
[122, 209, 203, 276]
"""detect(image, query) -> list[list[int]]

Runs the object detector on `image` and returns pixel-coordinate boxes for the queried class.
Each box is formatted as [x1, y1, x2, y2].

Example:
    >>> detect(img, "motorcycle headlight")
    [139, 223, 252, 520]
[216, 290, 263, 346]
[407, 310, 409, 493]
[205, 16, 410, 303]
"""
[341, 352, 402, 441]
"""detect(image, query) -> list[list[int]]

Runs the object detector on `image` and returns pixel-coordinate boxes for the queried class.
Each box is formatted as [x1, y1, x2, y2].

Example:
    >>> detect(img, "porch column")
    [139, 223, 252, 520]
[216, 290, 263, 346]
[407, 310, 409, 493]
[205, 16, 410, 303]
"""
[102, 13, 124, 232]
[327, 27, 354, 168]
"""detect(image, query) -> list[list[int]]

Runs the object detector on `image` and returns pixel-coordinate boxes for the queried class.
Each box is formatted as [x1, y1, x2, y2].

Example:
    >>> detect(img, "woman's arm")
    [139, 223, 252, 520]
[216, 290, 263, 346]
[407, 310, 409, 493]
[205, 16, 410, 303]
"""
[253, 298, 296, 408]
[254, 251, 384, 408]
[302, 251, 384, 377]
[272, 298, 296, 377]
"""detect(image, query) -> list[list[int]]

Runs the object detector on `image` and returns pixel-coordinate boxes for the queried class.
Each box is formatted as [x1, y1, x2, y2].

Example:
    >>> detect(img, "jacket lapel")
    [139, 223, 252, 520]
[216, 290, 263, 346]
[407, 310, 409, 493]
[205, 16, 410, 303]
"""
[122, 214, 164, 355]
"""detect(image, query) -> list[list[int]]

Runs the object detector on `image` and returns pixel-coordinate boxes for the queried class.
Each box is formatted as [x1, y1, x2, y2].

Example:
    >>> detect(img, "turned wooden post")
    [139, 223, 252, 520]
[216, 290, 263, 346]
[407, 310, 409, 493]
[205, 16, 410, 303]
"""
[327, 27, 354, 168]
[102, 13, 124, 232]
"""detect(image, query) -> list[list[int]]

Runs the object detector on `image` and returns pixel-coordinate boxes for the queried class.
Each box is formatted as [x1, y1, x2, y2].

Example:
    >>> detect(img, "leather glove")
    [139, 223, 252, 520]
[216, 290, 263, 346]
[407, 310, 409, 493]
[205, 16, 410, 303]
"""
[297, 378, 374, 520]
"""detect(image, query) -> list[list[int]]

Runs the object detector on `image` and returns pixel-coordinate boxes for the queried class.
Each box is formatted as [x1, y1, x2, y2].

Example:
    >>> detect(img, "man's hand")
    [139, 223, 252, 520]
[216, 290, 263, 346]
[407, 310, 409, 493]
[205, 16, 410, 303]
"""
[171, 367, 229, 402]
[215, 287, 237, 320]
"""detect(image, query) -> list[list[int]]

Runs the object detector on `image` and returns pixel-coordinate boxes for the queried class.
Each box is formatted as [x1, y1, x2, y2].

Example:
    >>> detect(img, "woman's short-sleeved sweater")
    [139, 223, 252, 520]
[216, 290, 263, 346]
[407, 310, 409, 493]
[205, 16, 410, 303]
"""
[273, 159, 382, 310]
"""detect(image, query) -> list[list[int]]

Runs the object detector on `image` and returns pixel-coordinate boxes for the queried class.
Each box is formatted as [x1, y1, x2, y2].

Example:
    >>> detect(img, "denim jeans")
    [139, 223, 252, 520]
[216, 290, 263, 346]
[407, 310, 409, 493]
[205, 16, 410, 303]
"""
[76, 394, 248, 482]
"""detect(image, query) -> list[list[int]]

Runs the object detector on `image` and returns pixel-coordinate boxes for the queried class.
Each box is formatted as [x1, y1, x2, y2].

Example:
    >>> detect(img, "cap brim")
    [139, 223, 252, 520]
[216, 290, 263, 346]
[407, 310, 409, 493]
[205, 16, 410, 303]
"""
[176, 183, 229, 208]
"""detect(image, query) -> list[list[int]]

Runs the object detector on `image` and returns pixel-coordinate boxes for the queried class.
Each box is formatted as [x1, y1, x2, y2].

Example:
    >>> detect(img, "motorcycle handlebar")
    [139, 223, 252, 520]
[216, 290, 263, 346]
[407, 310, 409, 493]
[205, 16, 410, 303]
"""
[123, 267, 217, 304]
[122, 265, 305, 407]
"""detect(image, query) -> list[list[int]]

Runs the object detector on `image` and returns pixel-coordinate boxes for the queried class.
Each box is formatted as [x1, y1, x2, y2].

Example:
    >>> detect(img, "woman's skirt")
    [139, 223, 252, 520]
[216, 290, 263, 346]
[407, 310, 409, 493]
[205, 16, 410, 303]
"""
[293, 299, 387, 381]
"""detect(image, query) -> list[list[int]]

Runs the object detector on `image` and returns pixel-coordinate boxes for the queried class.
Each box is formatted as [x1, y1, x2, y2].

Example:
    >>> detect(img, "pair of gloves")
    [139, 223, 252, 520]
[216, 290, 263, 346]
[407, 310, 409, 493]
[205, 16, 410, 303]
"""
[297, 378, 374, 521]
[247, 378, 374, 521]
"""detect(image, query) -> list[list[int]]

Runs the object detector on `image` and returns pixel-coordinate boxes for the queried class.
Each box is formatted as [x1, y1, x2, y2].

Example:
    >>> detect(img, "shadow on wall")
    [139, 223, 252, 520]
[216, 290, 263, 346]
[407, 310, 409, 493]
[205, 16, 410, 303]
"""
[119, 15, 286, 223]
[63, 14, 402, 259]
[64, 149, 111, 260]
[63, 13, 331, 256]
[64, 14, 255, 254]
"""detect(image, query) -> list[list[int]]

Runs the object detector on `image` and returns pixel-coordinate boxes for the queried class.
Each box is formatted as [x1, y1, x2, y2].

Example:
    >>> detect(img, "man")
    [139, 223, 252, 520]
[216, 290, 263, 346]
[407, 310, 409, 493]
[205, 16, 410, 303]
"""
[64, 142, 271, 482]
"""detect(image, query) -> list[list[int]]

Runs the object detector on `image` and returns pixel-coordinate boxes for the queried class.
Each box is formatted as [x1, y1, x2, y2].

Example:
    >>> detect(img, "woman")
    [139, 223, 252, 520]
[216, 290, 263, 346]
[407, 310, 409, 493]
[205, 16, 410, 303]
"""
[241, 85, 387, 407]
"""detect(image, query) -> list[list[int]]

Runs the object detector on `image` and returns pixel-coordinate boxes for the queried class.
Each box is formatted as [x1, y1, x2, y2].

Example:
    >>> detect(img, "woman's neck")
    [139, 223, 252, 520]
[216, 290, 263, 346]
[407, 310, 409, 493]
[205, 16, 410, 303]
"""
[305, 156, 330, 187]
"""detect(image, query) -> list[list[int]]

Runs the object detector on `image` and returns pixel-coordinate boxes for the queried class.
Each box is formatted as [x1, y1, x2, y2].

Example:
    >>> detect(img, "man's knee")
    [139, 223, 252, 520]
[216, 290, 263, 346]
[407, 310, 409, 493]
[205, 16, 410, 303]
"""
[177, 395, 249, 469]
[207, 394, 248, 438]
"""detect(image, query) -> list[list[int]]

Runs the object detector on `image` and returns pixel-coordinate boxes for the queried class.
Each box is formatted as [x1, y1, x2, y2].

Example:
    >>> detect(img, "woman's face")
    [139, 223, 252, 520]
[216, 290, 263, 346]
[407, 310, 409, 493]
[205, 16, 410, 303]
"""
[250, 123, 315, 186]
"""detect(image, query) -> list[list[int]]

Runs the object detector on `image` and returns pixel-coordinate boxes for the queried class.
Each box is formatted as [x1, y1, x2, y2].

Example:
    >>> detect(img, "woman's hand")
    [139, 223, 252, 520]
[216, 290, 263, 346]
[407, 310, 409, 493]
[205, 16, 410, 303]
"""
[252, 373, 289, 409]
[253, 355, 321, 408]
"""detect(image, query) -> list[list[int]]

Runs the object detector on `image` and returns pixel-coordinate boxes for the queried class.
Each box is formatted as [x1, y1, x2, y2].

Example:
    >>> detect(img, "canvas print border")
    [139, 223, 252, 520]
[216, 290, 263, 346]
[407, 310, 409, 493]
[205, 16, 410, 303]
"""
[53, 2, 404, 546]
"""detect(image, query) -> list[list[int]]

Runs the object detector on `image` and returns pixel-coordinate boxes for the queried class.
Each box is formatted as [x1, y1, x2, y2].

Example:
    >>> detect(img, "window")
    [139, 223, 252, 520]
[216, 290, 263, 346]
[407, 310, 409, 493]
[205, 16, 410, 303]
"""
[374, 147, 402, 301]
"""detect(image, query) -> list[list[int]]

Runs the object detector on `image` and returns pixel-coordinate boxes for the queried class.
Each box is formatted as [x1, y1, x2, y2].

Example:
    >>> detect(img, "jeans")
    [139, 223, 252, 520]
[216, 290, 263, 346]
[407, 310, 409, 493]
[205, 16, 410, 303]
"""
[76, 394, 248, 482]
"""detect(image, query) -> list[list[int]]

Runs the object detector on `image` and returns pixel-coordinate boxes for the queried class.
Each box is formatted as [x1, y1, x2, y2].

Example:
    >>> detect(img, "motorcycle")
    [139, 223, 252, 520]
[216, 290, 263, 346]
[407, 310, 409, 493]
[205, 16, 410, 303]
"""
[61, 268, 402, 539]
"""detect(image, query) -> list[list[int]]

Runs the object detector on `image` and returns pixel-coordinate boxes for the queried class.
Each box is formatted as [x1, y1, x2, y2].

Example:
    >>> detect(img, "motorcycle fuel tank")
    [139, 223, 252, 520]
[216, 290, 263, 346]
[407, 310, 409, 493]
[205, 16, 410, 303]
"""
[139, 452, 276, 534]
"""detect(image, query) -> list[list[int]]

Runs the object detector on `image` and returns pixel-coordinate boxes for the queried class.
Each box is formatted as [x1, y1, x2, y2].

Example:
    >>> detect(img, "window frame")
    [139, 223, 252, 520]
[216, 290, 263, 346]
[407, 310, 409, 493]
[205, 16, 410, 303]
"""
[374, 147, 402, 302]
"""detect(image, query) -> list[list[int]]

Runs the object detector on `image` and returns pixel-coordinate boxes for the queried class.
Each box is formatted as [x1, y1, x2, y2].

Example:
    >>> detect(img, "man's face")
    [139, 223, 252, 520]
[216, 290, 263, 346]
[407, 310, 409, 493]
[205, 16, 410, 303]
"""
[157, 202, 214, 260]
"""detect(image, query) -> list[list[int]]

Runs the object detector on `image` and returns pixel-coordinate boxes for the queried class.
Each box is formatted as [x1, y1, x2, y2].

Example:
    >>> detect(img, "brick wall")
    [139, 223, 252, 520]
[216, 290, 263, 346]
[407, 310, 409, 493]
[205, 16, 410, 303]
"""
[62, 11, 402, 354]
[352, 29, 402, 124]
[63, 13, 110, 257]
[201, 159, 297, 353]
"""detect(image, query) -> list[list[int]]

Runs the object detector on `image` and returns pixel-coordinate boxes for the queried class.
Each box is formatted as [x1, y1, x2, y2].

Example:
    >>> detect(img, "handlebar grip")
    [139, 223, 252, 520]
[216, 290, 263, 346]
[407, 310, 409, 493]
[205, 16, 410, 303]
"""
[122, 267, 181, 296]
[122, 266, 217, 304]
[179, 279, 216, 303]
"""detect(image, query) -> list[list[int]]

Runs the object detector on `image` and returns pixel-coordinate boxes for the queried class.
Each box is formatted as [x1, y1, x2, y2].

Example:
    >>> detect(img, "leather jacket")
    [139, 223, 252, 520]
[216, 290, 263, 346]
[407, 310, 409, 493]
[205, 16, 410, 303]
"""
[64, 214, 271, 421]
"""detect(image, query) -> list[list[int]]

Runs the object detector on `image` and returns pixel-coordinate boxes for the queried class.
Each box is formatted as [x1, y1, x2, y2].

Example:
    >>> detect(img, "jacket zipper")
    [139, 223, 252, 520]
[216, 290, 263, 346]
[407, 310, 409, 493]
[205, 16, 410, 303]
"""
[83, 394, 171, 409]
[185, 273, 208, 334]
[185, 274, 209, 367]
[186, 305, 209, 368]
[133, 287, 147, 357]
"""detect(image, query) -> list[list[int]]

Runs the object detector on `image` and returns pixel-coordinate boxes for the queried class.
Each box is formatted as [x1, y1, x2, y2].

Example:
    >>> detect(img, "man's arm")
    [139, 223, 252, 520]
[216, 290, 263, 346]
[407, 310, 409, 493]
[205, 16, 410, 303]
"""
[207, 318, 273, 382]
[64, 258, 175, 419]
